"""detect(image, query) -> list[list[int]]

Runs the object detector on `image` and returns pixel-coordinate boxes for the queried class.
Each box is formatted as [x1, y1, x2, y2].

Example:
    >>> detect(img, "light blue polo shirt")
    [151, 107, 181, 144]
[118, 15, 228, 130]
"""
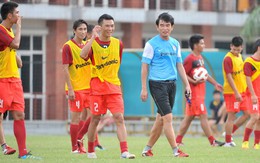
[141, 35, 182, 81]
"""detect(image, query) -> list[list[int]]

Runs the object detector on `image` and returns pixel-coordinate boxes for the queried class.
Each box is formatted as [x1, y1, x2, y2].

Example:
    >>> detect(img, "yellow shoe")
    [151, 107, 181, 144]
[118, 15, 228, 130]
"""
[253, 144, 259, 150]
[242, 141, 249, 149]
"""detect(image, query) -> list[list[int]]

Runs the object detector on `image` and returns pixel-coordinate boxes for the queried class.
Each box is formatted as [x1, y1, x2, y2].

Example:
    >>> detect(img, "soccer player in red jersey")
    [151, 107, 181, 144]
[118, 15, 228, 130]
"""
[80, 14, 135, 159]
[176, 34, 224, 147]
[242, 39, 260, 149]
[0, 2, 40, 159]
[222, 36, 250, 147]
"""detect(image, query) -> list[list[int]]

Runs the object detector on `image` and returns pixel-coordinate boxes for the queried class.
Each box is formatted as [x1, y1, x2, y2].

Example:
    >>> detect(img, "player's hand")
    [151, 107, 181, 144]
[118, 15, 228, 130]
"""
[251, 94, 258, 104]
[92, 25, 101, 38]
[214, 83, 223, 92]
[140, 89, 148, 102]
[185, 86, 192, 104]
[68, 89, 75, 101]
[16, 15, 22, 28]
[235, 92, 242, 102]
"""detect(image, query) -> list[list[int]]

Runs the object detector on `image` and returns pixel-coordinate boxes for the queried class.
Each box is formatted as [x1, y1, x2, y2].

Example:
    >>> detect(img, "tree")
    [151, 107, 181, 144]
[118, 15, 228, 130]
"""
[240, 6, 260, 42]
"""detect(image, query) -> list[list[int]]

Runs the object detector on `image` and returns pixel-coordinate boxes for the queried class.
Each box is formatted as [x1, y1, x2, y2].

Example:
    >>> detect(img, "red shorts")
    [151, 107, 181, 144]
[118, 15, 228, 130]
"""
[67, 89, 90, 112]
[224, 93, 249, 113]
[0, 78, 24, 113]
[185, 98, 207, 116]
[90, 94, 124, 115]
[248, 97, 260, 114]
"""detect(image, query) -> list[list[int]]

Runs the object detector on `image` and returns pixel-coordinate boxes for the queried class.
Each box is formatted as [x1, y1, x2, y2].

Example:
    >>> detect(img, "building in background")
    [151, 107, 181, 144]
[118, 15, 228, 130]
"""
[0, 0, 258, 121]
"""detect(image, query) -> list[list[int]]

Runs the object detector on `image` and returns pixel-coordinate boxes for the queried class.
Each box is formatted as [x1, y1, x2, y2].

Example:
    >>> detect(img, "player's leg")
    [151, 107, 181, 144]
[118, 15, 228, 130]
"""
[224, 112, 236, 146]
[233, 110, 249, 133]
[70, 111, 81, 153]
[253, 119, 260, 149]
[0, 113, 16, 155]
[176, 115, 194, 145]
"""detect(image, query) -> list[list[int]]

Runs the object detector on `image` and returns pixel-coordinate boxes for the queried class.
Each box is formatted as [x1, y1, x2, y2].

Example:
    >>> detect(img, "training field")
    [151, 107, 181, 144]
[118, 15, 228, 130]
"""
[2, 135, 259, 163]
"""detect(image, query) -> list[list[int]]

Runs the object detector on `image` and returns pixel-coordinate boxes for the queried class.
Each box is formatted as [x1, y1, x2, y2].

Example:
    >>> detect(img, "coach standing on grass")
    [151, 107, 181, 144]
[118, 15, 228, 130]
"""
[80, 14, 135, 159]
[140, 12, 190, 157]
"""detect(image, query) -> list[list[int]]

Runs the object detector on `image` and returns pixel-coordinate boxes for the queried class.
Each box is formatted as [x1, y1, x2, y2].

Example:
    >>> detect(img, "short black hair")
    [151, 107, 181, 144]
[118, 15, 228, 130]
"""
[213, 90, 221, 95]
[253, 39, 260, 54]
[1, 1, 18, 20]
[156, 12, 174, 26]
[98, 14, 114, 25]
[72, 19, 88, 31]
[189, 34, 204, 50]
[231, 36, 243, 47]
[87, 24, 94, 34]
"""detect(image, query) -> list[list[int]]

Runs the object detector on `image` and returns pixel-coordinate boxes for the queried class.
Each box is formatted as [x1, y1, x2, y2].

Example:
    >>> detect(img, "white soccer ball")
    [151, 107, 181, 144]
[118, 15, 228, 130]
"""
[192, 67, 208, 81]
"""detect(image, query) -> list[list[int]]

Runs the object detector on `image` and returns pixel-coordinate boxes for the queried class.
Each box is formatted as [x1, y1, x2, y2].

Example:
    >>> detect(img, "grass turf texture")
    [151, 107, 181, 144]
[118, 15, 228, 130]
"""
[1, 135, 259, 163]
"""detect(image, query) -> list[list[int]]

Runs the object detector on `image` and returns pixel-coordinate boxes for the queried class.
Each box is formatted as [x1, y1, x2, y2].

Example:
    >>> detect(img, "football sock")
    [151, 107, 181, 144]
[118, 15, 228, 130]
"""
[254, 130, 260, 145]
[70, 124, 79, 151]
[88, 141, 95, 153]
[232, 124, 238, 134]
[143, 145, 152, 151]
[176, 135, 183, 143]
[243, 128, 253, 142]
[120, 141, 128, 153]
[77, 117, 91, 140]
[14, 120, 27, 156]
[225, 134, 232, 143]
[208, 136, 215, 145]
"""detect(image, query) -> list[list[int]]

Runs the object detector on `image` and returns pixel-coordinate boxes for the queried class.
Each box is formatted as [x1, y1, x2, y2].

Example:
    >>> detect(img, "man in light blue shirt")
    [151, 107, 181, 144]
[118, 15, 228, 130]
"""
[140, 12, 191, 157]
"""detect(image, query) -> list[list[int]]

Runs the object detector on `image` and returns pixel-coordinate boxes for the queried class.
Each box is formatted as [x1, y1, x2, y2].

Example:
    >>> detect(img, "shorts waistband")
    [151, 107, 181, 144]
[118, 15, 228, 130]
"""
[149, 79, 176, 83]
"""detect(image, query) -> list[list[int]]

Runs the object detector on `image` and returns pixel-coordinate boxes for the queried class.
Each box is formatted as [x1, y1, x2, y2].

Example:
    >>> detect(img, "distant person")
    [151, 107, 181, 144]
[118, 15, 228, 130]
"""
[208, 90, 227, 136]
[242, 39, 260, 149]
[175, 34, 224, 147]
[140, 12, 190, 157]
[222, 36, 249, 147]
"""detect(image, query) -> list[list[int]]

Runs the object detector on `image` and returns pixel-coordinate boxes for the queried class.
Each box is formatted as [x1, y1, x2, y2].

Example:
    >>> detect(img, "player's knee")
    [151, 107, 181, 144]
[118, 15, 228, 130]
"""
[113, 113, 124, 124]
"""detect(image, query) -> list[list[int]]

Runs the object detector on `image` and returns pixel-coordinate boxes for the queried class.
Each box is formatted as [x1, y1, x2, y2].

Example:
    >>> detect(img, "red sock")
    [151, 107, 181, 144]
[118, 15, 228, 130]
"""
[70, 124, 79, 151]
[94, 134, 100, 146]
[254, 130, 260, 145]
[78, 120, 84, 133]
[88, 141, 95, 153]
[208, 136, 215, 145]
[77, 117, 91, 140]
[243, 128, 253, 142]
[120, 141, 128, 153]
[14, 120, 27, 156]
[232, 124, 238, 134]
[176, 135, 183, 143]
[226, 134, 232, 143]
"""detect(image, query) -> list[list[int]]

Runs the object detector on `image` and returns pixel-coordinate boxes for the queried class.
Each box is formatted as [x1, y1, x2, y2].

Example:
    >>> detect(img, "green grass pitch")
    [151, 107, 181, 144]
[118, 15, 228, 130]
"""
[1, 135, 259, 163]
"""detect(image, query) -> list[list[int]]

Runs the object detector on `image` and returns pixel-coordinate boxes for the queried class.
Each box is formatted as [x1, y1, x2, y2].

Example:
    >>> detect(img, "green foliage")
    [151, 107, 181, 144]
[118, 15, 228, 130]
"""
[241, 6, 260, 42]
[2, 135, 260, 163]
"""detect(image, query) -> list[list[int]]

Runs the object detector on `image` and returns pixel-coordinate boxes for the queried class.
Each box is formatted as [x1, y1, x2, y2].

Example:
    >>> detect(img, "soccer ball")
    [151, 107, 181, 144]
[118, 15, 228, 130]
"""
[191, 67, 208, 81]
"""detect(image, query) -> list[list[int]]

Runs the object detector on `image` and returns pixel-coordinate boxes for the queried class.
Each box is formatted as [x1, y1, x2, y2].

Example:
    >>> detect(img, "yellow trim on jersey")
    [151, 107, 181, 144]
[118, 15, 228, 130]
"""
[91, 37, 121, 85]
[64, 40, 91, 91]
[244, 57, 260, 82]
[0, 24, 19, 78]
[222, 52, 246, 94]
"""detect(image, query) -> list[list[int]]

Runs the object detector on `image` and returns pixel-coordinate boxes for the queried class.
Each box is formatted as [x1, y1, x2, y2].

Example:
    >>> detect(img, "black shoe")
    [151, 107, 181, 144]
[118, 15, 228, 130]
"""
[212, 140, 225, 147]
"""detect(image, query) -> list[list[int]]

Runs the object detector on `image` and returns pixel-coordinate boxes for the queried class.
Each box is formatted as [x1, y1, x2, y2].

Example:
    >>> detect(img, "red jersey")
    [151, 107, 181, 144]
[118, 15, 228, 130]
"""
[184, 54, 206, 100]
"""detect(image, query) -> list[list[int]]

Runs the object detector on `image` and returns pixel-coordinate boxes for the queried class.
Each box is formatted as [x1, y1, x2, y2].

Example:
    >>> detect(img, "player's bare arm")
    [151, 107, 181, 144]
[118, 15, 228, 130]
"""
[16, 54, 22, 68]
[140, 63, 149, 102]
[80, 25, 101, 60]
[245, 76, 258, 104]
[207, 75, 223, 91]
[226, 73, 242, 102]
[63, 64, 75, 100]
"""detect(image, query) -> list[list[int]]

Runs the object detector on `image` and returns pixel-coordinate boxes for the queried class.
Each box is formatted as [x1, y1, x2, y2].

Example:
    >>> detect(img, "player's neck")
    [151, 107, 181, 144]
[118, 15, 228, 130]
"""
[99, 34, 110, 42]
[192, 50, 201, 56]
[252, 52, 260, 60]
[72, 37, 83, 45]
[1, 20, 13, 29]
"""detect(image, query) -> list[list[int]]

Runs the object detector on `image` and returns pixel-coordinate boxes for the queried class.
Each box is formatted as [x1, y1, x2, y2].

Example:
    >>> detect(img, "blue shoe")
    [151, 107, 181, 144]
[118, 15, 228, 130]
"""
[19, 151, 42, 160]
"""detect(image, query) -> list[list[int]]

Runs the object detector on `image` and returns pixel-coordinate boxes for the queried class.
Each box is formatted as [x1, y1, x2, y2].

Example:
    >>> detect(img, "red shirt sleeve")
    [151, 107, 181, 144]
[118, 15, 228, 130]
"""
[244, 62, 255, 77]
[0, 26, 14, 51]
[223, 56, 233, 74]
[183, 55, 192, 76]
[62, 44, 73, 65]
[119, 40, 123, 63]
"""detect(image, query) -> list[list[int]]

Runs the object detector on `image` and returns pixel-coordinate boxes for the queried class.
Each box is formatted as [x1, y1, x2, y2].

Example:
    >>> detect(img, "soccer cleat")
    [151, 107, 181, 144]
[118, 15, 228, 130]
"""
[18, 152, 42, 160]
[142, 149, 153, 157]
[253, 144, 259, 149]
[242, 141, 249, 149]
[87, 152, 97, 159]
[174, 149, 189, 157]
[77, 139, 86, 153]
[223, 142, 236, 147]
[121, 151, 136, 159]
[3, 145, 16, 155]
[212, 140, 225, 147]
[95, 145, 105, 151]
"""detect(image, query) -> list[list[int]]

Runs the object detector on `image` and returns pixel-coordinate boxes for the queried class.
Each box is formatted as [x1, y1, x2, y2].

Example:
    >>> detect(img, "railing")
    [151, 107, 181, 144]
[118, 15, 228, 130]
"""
[1, 0, 257, 13]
